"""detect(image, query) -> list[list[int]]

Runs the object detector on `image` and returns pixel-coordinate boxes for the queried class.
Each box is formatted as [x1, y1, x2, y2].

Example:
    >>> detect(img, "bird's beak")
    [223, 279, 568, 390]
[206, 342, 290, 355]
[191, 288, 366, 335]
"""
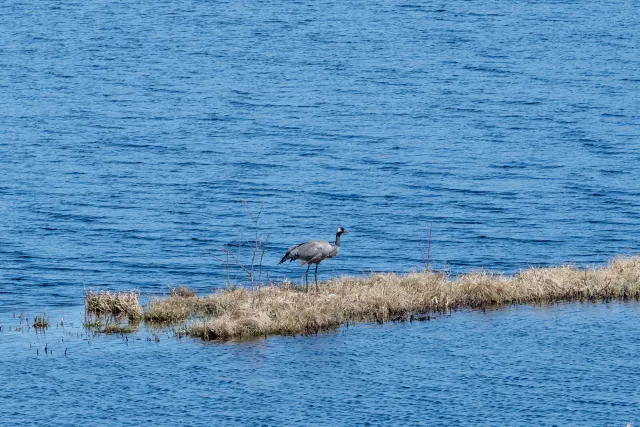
[343, 229, 350, 234]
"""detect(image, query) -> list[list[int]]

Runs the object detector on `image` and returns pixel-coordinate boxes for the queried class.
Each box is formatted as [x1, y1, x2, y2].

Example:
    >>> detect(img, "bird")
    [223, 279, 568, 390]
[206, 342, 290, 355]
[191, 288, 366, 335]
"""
[279, 227, 349, 291]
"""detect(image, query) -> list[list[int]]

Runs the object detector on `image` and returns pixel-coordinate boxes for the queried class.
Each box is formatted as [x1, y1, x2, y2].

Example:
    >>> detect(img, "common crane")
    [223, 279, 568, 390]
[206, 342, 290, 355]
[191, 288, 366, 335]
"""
[279, 227, 349, 291]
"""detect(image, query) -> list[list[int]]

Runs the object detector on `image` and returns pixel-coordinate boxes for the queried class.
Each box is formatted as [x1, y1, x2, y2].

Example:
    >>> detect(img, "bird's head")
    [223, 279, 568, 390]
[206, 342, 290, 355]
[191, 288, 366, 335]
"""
[337, 227, 349, 235]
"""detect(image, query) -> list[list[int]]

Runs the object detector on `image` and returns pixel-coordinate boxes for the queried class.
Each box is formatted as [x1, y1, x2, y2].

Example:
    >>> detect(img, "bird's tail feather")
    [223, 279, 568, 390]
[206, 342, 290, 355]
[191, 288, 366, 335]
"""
[279, 245, 300, 264]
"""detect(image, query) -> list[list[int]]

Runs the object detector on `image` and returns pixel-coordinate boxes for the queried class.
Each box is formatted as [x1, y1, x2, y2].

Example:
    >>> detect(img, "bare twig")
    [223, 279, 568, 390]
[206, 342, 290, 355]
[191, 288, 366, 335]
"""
[211, 244, 233, 288]
[418, 220, 434, 271]
[426, 221, 432, 271]
[213, 201, 269, 298]
[258, 234, 270, 284]
[418, 237, 427, 270]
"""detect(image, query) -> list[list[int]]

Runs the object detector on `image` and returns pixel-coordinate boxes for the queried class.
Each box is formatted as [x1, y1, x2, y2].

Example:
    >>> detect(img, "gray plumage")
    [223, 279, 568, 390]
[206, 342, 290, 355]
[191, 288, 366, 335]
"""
[279, 227, 349, 291]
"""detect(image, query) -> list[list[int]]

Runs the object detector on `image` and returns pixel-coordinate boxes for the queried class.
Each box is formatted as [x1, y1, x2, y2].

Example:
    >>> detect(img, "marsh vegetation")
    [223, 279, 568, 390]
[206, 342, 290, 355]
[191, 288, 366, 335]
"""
[83, 256, 640, 341]
[85, 290, 143, 320]
[32, 314, 50, 329]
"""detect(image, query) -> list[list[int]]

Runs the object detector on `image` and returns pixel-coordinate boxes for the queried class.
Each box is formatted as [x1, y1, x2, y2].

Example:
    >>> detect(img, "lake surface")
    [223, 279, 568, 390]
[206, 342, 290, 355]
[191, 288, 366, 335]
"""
[2, 302, 640, 426]
[1, 0, 639, 424]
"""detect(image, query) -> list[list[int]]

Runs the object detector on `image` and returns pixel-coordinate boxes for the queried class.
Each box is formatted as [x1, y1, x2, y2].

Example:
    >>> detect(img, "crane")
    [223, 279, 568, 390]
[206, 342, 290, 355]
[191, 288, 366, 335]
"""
[279, 227, 349, 291]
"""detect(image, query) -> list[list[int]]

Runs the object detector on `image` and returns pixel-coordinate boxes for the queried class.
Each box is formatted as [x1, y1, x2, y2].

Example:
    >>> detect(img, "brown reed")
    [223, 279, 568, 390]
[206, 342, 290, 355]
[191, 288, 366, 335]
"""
[187, 256, 640, 340]
[82, 256, 640, 341]
[33, 314, 50, 328]
[85, 290, 143, 319]
[169, 285, 197, 298]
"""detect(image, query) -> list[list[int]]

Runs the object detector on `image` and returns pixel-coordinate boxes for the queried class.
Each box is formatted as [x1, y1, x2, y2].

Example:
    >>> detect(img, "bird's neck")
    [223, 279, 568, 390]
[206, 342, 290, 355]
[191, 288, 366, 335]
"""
[335, 232, 342, 247]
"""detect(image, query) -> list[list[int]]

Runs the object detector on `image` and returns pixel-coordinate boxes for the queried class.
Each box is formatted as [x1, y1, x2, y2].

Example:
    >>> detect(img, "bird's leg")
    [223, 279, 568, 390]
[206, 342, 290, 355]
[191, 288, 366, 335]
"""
[305, 264, 310, 292]
[315, 264, 319, 292]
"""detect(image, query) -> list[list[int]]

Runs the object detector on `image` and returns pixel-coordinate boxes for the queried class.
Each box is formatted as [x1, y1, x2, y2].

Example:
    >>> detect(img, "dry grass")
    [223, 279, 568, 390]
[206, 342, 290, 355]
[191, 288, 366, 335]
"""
[144, 296, 198, 323]
[85, 290, 143, 319]
[82, 256, 640, 341]
[169, 285, 197, 298]
[143, 288, 247, 323]
[187, 256, 640, 340]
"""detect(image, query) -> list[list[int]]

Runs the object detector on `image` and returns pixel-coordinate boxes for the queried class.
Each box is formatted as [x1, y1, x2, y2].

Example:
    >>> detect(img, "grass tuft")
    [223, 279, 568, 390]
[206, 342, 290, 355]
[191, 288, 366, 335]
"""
[85, 290, 142, 319]
[169, 285, 197, 298]
[33, 314, 50, 328]
[144, 296, 198, 323]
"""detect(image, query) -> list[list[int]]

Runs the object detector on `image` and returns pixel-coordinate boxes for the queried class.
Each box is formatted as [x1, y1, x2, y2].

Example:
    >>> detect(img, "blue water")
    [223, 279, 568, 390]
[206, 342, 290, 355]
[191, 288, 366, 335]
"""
[1, 0, 639, 424]
[2, 302, 640, 425]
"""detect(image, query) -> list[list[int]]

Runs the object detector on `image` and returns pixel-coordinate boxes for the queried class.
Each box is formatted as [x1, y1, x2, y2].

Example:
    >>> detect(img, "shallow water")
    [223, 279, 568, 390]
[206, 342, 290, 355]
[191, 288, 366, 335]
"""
[1, 0, 639, 424]
[1, 302, 639, 426]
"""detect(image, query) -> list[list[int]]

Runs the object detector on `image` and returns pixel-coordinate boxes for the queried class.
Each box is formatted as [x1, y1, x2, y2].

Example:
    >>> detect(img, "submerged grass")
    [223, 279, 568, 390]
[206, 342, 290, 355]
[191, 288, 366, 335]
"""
[83, 315, 140, 334]
[84, 256, 640, 341]
[103, 323, 140, 334]
[33, 314, 50, 329]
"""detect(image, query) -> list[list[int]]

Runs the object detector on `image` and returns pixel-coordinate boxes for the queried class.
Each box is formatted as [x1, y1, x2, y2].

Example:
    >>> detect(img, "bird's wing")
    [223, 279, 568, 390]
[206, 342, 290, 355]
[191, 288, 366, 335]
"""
[295, 240, 332, 258]
[280, 240, 331, 263]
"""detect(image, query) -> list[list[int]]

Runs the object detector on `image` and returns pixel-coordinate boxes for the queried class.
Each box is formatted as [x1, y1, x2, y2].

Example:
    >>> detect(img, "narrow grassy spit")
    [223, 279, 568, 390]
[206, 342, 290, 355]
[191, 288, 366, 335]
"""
[84, 257, 640, 341]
